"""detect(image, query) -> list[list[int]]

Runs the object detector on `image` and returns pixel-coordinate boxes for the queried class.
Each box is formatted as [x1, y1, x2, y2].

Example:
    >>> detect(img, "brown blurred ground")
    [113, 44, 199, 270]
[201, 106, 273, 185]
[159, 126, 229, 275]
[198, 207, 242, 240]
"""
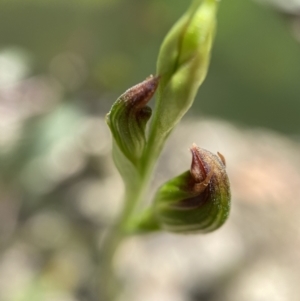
[1, 111, 300, 300]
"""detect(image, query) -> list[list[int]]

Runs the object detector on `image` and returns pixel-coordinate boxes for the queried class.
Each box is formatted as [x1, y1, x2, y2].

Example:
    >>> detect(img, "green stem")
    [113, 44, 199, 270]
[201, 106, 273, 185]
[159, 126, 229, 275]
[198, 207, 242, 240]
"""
[140, 130, 166, 175]
[99, 127, 169, 300]
[99, 168, 152, 300]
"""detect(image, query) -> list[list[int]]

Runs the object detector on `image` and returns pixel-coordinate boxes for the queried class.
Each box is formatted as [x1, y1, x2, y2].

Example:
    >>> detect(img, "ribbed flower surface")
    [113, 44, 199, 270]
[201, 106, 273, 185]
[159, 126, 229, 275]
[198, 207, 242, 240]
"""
[154, 145, 231, 233]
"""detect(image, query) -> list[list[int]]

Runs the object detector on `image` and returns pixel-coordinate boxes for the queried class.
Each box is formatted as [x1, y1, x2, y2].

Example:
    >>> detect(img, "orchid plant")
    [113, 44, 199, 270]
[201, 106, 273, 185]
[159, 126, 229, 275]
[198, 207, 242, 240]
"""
[103, 0, 231, 299]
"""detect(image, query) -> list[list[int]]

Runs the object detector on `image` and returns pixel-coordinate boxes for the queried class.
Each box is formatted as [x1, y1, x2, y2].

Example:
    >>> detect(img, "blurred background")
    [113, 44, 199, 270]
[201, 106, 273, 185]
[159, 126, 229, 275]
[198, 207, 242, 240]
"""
[1, 0, 300, 300]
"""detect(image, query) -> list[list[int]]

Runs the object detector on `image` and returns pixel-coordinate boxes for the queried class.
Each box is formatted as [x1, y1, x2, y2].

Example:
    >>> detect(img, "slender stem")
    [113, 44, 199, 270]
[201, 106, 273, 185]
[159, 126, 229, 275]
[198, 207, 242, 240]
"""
[140, 128, 168, 178]
[99, 130, 168, 300]
[99, 169, 152, 300]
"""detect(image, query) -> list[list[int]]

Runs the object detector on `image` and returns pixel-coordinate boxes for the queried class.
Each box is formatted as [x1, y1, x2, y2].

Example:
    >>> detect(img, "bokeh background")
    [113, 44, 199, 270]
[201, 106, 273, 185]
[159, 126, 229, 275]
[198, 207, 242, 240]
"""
[1, 0, 300, 300]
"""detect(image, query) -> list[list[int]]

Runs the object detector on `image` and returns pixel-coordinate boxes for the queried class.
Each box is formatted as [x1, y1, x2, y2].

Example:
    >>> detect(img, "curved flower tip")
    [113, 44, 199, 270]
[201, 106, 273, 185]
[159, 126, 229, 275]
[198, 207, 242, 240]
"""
[155, 144, 231, 234]
[122, 75, 160, 110]
[106, 75, 160, 165]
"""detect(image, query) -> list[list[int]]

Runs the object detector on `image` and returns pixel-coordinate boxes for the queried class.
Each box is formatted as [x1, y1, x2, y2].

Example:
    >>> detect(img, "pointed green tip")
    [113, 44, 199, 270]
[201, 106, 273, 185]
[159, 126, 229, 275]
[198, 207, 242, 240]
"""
[152, 0, 218, 141]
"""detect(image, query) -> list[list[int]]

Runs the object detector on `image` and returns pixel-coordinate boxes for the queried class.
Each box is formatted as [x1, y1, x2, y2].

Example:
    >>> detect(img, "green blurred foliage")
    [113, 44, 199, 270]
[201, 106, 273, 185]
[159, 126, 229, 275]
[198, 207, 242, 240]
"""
[0, 0, 299, 132]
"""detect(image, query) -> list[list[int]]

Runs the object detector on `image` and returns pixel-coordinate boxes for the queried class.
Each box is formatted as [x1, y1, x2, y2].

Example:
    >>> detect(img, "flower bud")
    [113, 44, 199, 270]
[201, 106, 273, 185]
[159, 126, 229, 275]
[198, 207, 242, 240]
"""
[129, 144, 231, 234]
[106, 76, 159, 165]
[151, 0, 218, 141]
